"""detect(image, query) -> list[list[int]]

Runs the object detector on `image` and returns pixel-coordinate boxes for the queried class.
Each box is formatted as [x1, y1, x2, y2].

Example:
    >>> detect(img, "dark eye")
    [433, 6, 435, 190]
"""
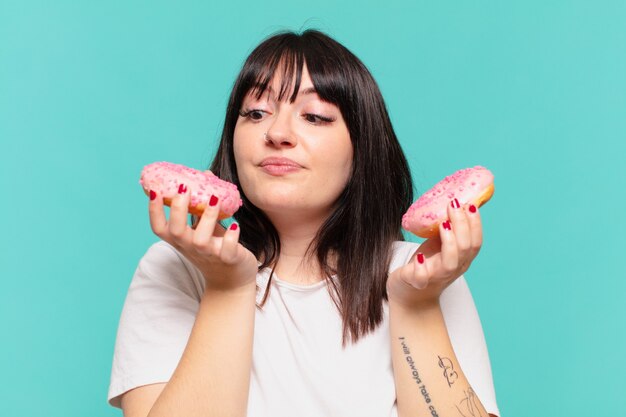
[249, 110, 264, 120]
[239, 109, 266, 121]
[303, 113, 334, 125]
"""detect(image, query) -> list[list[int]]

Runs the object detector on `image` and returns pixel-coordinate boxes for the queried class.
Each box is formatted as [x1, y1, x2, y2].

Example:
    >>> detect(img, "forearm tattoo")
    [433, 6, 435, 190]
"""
[398, 337, 440, 417]
[437, 355, 458, 387]
[456, 388, 485, 417]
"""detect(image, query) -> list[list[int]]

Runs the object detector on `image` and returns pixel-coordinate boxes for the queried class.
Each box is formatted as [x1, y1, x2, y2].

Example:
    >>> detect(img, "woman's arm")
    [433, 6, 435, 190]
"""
[387, 201, 496, 417]
[389, 300, 491, 417]
[144, 285, 256, 417]
[137, 187, 259, 417]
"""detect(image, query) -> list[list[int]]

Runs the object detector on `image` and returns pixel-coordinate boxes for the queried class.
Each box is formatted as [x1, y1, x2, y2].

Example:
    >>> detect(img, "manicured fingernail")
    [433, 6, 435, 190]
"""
[442, 220, 452, 231]
[451, 198, 460, 209]
[149, 190, 156, 200]
[178, 183, 187, 194]
[209, 195, 218, 207]
[469, 204, 477, 213]
[229, 223, 238, 231]
[416, 252, 425, 264]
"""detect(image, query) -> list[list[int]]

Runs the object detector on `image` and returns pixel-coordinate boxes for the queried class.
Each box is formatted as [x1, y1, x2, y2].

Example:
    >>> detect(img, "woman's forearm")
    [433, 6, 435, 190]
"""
[389, 301, 490, 417]
[147, 285, 257, 417]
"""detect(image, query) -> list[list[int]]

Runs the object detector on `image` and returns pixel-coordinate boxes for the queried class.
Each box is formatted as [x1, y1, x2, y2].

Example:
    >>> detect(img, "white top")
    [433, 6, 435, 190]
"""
[108, 240, 500, 416]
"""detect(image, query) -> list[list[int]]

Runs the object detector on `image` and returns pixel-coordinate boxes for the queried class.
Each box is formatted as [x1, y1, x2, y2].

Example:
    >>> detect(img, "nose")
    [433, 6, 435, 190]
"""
[264, 109, 297, 148]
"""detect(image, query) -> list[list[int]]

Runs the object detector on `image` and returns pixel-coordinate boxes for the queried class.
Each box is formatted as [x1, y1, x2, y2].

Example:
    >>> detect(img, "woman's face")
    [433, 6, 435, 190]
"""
[233, 64, 353, 222]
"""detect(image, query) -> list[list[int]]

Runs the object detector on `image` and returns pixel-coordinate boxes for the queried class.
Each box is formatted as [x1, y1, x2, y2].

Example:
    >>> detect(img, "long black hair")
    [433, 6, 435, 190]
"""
[208, 29, 413, 346]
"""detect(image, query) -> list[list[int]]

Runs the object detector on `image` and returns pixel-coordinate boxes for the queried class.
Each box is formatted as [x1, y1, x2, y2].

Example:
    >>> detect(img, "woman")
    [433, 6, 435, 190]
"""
[108, 29, 500, 417]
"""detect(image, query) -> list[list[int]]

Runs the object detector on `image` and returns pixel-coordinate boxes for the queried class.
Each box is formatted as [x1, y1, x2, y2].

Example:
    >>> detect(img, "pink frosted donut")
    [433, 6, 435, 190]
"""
[139, 162, 242, 219]
[402, 166, 495, 238]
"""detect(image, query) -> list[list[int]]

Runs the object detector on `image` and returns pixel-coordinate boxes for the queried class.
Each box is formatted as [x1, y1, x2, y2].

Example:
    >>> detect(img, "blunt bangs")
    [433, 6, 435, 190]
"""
[233, 31, 352, 121]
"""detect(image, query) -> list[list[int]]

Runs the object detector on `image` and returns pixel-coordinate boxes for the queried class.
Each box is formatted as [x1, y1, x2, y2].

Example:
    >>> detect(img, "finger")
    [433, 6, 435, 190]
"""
[466, 203, 483, 257]
[447, 198, 471, 258]
[212, 220, 227, 238]
[148, 189, 169, 239]
[439, 219, 458, 273]
[169, 183, 193, 244]
[193, 194, 221, 254]
[220, 223, 241, 264]
[409, 252, 429, 290]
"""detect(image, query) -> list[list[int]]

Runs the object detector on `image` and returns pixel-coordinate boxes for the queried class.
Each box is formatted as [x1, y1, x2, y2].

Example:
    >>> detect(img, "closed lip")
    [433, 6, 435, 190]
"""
[259, 157, 303, 168]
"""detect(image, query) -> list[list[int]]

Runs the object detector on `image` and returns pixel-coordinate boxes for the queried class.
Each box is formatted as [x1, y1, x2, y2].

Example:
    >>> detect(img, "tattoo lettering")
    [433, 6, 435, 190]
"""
[437, 355, 458, 387]
[398, 337, 441, 417]
[456, 387, 485, 417]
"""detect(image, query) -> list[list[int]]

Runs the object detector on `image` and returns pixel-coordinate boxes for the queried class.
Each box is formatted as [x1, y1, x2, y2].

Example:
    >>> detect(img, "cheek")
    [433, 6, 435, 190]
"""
[233, 125, 243, 159]
[316, 137, 353, 187]
[232, 128, 266, 204]
[233, 127, 251, 171]
[338, 154, 353, 187]
[333, 134, 353, 175]
[232, 136, 254, 197]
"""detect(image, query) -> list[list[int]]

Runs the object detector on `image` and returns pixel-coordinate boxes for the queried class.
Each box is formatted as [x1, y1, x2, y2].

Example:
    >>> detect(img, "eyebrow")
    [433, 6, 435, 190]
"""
[299, 87, 317, 96]
[249, 84, 318, 98]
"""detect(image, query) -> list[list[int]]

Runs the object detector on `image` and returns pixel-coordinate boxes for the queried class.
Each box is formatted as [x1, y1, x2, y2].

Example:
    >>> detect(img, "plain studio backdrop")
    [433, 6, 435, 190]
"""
[1, 1, 624, 416]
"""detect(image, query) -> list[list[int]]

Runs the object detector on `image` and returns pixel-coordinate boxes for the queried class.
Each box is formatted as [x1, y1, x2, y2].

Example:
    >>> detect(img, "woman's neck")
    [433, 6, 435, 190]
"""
[266, 211, 328, 285]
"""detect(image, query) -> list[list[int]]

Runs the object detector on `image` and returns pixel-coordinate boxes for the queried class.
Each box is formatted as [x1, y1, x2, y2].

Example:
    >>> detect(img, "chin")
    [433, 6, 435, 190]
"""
[247, 190, 328, 218]
[250, 192, 307, 212]
[240, 177, 344, 218]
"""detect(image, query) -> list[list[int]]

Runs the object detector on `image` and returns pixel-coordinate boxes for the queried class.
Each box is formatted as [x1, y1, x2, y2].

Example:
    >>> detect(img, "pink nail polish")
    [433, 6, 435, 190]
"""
[178, 184, 187, 194]
[469, 204, 477, 213]
[229, 223, 238, 231]
[209, 195, 219, 207]
[443, 220, 452, 231]
[451, 198, 460, 209]
[417, 252, 425, 264]
[149, 190, 156, 200]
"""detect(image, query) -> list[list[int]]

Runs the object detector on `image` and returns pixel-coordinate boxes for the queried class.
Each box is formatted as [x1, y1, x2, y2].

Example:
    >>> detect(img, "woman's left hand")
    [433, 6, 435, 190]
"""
[387, 199, 483, 310]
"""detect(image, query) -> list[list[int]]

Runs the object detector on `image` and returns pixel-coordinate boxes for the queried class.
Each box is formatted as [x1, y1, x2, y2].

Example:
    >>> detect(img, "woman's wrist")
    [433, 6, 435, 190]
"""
[388, 295, 441, 318]
[203, 280, 258, 299]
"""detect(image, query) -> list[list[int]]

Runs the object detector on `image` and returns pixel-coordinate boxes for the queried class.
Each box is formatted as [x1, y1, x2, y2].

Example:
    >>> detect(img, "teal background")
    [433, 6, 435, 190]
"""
[1, 1, 625, 415]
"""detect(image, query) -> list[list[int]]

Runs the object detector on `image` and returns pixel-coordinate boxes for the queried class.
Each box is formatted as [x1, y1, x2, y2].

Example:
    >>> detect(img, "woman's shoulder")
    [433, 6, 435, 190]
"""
[389, 240, 421, 272]
[391, 240, 420, 252]
[133, 240, 206, 298]
[139, 240, 192, 273]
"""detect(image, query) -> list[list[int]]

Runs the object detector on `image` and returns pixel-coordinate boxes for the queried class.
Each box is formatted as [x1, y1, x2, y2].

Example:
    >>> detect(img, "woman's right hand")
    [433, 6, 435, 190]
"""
[148, 185, 259, 294]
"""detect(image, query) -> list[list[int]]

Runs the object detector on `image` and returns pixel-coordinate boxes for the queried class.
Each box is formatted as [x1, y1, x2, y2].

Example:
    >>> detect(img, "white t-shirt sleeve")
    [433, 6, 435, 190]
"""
[107, 241, 204, 408]
[391, 241, 500, 416]
[441, 278, 500, 416]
